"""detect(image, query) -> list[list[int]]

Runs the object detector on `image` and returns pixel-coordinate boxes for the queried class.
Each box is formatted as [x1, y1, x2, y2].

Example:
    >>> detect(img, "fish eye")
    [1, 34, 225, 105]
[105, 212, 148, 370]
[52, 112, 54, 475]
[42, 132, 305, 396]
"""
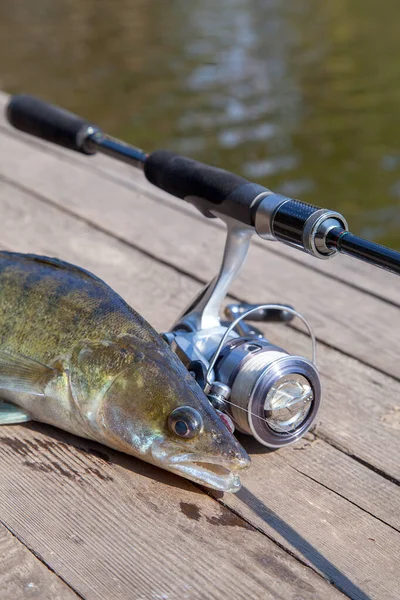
[168, 406, 203, 439]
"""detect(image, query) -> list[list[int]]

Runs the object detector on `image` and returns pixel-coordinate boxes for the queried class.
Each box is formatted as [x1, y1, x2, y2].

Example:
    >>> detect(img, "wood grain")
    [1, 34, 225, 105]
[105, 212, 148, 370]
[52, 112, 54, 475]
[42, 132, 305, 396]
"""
[0, 177, 398, 599]
[0, 129, 398, 382]
[0, 176, 398, 484]
[0, 424, 347, 600]
[280, 439, 400, 532]
[257, 323, 400, 484]
[217, 450, 400, 600]
[0, 523, 78, 599]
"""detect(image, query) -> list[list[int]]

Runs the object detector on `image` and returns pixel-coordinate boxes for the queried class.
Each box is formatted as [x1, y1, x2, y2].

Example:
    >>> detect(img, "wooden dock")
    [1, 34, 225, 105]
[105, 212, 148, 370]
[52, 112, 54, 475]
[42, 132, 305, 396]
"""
[0, 89, 398, 600]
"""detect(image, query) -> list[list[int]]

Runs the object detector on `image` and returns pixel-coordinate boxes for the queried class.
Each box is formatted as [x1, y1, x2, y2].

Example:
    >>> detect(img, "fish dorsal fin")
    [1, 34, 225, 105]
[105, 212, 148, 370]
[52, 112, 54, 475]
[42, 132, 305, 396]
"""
[69, 336, 145, 413]
[0, 350, 57, 396]
[25, 254, 106, 285]
[0, 252, 107, 286]
[0, 402, 31, 424]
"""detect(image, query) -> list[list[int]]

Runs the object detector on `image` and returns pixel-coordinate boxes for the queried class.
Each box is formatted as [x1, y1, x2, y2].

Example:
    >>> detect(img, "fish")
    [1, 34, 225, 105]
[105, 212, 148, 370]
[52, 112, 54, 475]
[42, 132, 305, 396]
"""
[0, 251, 250, 492]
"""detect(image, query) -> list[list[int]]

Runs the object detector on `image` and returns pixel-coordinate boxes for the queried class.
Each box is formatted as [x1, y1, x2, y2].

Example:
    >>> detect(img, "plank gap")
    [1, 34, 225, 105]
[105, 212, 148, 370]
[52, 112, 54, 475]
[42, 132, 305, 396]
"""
[0, 423, 350, 600]
[0, 171, 207, 287]
[0, 518, 84, 599]
[0, 168, 399, 485]
[316, 431, 400, 487]
[199, 485, 352, 599]
[1, 171, 399, 486]
[279, 456, 400, 534]
[1, 108, 398, 598]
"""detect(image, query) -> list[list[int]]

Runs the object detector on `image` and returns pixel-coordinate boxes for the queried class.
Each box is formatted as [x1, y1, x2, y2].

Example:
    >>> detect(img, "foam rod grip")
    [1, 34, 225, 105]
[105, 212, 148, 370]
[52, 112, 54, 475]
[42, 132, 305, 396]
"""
[144, 150, 249, 204]
[6, 95, 96, 154]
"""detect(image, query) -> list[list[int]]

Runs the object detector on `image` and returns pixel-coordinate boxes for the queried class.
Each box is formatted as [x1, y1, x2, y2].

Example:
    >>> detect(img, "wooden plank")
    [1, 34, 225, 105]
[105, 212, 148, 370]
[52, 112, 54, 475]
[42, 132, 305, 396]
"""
[0, 177, 399, 599]
[0, 522, 78, 599]
[0, 176, 398, 483]
[0, 178, 199, 334]
[280, 439, 400, 532]
[216, 449, 400, 600]
[0, 424, 347, 600]
[0, 90, 398, 308]
[0, 130, 399, 382]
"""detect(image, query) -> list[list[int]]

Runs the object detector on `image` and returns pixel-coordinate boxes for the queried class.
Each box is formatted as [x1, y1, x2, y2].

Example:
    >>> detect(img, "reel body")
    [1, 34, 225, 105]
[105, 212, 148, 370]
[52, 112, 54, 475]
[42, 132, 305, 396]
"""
[162, 218, 322, 449]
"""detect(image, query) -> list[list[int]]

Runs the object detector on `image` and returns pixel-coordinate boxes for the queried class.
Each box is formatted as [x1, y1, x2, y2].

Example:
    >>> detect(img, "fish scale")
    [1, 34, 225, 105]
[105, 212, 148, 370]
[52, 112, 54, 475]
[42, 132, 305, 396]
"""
[0, 252, 159, 361]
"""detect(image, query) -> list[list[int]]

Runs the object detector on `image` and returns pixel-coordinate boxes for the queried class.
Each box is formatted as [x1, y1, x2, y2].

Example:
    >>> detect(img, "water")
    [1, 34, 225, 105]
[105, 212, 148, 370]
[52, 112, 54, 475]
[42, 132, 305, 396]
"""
[0, 0, 399, 248]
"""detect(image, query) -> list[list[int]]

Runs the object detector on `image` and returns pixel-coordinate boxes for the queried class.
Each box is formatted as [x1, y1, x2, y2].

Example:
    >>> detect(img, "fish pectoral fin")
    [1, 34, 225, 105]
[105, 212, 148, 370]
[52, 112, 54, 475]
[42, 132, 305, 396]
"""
[0, 350, 57, 396]
[0, 402, 31, 424]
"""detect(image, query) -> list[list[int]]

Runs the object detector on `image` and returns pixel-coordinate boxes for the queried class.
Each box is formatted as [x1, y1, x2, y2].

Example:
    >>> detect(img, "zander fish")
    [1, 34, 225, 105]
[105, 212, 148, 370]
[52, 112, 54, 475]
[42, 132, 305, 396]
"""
[0, 252, 250, 492]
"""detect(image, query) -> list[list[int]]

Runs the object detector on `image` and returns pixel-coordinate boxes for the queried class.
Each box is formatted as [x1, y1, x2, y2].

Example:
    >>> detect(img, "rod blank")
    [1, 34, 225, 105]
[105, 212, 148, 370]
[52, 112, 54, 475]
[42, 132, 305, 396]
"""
[327, 228, 400, 275]
[88, 132, 147, 170]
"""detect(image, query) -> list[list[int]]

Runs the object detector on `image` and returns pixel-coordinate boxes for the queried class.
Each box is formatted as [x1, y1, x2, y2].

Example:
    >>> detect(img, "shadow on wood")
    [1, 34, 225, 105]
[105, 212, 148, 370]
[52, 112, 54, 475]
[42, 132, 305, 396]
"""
[5, 420, 205, 496]
[236, 486, 372, 600]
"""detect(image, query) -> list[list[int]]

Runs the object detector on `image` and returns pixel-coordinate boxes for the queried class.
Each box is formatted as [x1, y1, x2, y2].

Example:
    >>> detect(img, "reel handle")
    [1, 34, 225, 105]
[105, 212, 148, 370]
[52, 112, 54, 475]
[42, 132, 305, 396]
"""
[225, 303, 295, 323]
[6, 95, 97, 154]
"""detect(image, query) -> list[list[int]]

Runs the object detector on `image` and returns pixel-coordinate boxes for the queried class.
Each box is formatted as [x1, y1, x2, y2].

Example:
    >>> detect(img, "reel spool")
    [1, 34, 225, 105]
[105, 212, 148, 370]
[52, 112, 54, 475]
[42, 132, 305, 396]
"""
[205, 305, 321, 448]
[211, 338, 320, 448]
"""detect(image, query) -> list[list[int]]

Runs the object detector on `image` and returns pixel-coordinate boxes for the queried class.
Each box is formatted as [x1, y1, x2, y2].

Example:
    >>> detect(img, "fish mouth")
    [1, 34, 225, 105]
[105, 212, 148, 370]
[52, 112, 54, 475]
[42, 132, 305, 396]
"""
[164, 453, 250, 493]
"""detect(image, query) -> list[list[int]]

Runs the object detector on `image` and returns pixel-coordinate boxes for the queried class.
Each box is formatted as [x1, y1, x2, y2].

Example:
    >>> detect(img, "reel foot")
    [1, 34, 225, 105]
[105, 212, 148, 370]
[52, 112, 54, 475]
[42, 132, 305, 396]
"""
[224, 303, 295, 324]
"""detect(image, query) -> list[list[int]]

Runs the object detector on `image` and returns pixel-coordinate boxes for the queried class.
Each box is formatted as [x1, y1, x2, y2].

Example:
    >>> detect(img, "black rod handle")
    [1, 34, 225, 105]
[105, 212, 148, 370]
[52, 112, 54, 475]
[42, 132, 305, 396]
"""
[144, 150, 265, 225]
[6, 95, 99, 154]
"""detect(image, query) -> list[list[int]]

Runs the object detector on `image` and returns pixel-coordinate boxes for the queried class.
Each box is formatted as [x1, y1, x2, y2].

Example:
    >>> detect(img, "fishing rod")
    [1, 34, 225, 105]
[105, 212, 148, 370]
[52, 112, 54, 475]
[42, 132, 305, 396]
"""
[5, 94, 400, 450]
[8, 95, 400, 275]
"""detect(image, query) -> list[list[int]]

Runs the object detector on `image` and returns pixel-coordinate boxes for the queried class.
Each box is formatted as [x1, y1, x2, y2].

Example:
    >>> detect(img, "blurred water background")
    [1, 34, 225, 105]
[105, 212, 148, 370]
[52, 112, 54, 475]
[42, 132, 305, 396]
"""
[0, 0, 399, 248]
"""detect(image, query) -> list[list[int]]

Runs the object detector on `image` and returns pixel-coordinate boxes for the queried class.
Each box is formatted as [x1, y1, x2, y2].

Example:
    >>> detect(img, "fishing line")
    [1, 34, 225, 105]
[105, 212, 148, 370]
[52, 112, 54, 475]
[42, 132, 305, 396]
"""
[206, 304, 317, 427]
[206, 304, 317, 387]
[219, 393, 311, 427]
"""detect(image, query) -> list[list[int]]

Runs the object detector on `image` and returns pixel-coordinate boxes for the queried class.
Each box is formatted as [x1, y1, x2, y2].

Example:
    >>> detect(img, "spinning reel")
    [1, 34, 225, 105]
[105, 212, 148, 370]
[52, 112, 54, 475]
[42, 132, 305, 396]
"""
[7, 95, 400, 448]
[161, 222, 321, 448]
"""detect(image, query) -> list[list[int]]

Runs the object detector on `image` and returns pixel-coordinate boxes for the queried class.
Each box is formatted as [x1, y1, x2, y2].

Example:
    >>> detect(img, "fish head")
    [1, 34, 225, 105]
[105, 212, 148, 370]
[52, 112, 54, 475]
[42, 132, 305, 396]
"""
[70, 335, 250, 492]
